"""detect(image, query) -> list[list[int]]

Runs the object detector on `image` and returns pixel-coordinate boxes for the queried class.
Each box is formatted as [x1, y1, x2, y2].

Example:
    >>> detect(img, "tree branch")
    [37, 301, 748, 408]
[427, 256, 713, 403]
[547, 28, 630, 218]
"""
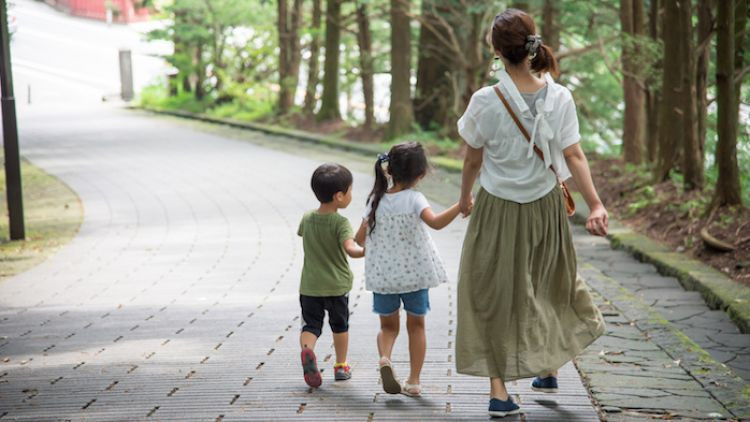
[556, 36, 617, 61]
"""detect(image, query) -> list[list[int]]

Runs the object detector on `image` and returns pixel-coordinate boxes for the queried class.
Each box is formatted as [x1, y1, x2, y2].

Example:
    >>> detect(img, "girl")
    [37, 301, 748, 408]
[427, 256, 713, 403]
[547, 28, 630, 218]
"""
[455, 9, 607, 418]
[355, 142, 461, 397]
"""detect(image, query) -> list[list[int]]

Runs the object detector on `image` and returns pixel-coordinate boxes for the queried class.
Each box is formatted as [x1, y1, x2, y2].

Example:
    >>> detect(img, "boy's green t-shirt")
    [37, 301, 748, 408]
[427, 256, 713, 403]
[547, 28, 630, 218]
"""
[297, 211, 354, 297]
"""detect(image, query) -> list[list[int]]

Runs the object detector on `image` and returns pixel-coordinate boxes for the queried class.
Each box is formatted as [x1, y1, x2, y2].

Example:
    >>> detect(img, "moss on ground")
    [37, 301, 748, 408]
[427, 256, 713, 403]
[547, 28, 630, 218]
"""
[0, 154, 83, 279]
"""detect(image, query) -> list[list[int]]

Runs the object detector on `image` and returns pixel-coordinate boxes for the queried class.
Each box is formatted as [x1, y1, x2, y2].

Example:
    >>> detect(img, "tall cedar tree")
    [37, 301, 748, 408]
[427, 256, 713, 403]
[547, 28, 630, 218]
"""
[356, 1, 375, 129]
[318, 0, 343, 121]
[304, 0, 323, 114]
[277, 0, 303, 114]
[542, 0, 560, 52]
[414, 0, 451, 130]
[645, 0, 661, 161]
[714, 0, 743, 206]
[388, 0, 415, 138]
[696, 0, 713, 158]
[620, 0, 646, 164]
[657, 0, 702, 189]
[680, 0, 703, 188]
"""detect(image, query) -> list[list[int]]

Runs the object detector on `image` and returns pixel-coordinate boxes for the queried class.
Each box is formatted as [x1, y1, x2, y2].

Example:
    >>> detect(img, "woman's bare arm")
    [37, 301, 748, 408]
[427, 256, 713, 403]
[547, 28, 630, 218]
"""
[459, 146, 483, 216]
[563, 143, 608, 236]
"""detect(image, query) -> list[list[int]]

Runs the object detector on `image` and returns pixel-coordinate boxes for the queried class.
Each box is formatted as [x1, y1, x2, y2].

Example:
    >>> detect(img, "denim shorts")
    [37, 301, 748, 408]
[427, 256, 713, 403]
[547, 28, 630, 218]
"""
[373, 289, 430, 316]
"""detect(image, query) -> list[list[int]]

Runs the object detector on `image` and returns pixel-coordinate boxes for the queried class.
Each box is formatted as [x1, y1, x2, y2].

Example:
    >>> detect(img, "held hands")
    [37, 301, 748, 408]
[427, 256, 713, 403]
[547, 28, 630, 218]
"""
[459, 194, 474, 217]
[586, 204, 609, 237]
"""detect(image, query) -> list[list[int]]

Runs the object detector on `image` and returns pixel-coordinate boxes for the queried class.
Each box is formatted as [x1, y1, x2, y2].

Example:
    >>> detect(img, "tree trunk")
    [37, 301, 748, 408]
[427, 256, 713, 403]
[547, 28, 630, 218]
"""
[356, 2, 375, 129]
[696, 0, 713, 164]
[195, 44, 205, 100]
[414, 0, 451, 130]
[620, 0, 646, 164]
[387, 0, 415, 139]
[277, 0, 290, 112]
[542, 0, 560, 52]
[714, 0, 742, 206]
[512, 1, 529, 11]
[645, 0, 660, 162]
[277, 0, 303, 114]
[656, 0, 687, 180]
[679, 0, 702, 189]
[304, 0, 322, 114]
[317, 0, 342, 121]
[735, 0, 748, 112]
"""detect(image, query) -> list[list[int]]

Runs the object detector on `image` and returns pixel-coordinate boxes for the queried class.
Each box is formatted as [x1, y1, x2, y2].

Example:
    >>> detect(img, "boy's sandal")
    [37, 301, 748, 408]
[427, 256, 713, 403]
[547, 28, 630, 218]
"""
[401, 381, 421, 397]
[378, 357, 402, 394]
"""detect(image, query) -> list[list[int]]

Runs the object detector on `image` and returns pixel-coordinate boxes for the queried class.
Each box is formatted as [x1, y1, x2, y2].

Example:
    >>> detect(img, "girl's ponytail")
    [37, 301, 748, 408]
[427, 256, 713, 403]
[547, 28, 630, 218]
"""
[366, 153, 390, 234]
[530, 43, 559, 78]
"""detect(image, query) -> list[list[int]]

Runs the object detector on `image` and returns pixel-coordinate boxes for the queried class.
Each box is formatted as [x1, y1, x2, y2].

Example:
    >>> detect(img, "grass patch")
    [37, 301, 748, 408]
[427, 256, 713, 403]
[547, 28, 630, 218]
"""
[0, 154, 83, 279]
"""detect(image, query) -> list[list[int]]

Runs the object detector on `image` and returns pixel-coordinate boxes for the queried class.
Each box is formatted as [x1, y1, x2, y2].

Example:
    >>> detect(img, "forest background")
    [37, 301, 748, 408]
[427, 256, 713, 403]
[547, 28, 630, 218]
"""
[139, 0, 750, 284]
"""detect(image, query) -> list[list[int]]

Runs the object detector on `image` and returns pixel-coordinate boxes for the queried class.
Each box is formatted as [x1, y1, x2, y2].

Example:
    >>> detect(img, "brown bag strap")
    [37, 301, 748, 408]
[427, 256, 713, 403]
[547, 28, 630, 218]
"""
[492, 85, 560, 180]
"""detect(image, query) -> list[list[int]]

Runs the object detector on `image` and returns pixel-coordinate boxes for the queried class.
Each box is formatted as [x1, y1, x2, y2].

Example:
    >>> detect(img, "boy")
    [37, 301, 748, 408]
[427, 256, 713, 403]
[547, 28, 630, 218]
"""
[298, 163, 364, 388]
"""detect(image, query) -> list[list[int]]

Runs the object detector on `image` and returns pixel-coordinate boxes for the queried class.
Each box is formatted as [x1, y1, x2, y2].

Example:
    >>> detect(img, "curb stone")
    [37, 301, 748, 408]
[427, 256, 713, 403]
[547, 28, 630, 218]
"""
[577, 262, 750, 420]
[135, 106, 464, 173]
[571, 193, 750, 335]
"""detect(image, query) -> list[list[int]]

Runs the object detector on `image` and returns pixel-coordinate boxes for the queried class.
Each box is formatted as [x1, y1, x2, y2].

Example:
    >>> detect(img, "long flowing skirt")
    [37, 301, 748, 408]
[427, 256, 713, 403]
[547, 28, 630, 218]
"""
[455, 186, 605, 380]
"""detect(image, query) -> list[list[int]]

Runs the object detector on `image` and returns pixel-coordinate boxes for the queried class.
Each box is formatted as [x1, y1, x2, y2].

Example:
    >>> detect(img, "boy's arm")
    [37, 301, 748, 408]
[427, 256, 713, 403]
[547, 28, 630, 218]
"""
[354, 220, 367, 247]
[343, 238, 365, 258]
[420, 203, 461, 230]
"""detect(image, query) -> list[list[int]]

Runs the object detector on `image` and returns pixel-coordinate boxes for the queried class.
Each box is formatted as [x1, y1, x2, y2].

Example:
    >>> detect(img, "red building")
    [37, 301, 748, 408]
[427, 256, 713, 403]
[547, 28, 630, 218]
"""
[48, 0, 150, 23]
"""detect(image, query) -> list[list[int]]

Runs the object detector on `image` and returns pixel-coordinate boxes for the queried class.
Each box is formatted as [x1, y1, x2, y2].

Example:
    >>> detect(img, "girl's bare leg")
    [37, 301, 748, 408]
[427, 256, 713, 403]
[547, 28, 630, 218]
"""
[405, 313, 426, 385]
[377, 313, 400, 359]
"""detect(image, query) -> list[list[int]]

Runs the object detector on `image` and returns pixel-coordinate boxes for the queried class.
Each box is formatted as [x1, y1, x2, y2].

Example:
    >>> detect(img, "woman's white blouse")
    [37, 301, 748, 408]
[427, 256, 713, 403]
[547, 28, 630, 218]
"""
[457, 69, 581, 203]
[363, 189, 449, 294]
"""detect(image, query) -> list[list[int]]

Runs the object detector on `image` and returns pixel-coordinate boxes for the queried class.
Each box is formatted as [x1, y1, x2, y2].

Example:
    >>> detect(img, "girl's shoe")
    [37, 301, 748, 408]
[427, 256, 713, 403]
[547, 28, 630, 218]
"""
[301, 348, 322, 388]
[488, 397, 521, 418]
[334, 362, 352, 381]
[401, 381, 421, 397]
[378, 357, 402, 394]
[531, 376, 558, 393]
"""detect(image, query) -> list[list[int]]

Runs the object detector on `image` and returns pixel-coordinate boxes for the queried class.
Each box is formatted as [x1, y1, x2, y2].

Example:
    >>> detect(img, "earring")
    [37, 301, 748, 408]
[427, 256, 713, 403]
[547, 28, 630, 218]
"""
[490, 57, 501, 77]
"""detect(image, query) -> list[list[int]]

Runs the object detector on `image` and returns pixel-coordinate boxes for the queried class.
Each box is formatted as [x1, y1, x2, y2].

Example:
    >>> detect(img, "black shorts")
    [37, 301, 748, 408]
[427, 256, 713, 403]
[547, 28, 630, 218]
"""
[300, 294, 349, 337]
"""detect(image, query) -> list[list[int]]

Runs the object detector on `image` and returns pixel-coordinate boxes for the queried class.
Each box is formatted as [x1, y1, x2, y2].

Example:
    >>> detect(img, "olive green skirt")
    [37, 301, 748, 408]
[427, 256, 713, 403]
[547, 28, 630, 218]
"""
[455, 186, 605, 380]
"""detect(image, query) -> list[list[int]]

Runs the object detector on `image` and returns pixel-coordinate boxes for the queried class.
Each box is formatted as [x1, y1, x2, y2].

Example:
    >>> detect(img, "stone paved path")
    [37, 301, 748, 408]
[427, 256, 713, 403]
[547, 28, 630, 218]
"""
[0, 105, 599, 421]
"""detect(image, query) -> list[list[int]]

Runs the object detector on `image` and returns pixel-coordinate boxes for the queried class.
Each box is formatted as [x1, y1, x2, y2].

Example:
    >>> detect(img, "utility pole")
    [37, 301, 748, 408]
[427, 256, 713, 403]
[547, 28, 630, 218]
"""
[0, 0, 24, 240]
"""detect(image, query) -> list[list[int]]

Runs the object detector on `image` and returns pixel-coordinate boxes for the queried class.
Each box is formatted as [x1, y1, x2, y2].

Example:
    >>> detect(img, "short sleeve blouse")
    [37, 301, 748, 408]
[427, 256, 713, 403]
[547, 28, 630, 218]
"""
[457, 69, 581, 203]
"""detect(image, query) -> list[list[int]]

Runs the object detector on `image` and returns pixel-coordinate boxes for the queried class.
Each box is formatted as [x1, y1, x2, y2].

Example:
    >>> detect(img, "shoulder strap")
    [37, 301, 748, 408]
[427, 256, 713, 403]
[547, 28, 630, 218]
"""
[492, 85, 560, 178]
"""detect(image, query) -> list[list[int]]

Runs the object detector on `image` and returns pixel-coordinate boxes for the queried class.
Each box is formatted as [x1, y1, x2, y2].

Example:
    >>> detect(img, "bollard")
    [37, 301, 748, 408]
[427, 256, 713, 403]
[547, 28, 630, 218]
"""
[119, 49, 133, 101]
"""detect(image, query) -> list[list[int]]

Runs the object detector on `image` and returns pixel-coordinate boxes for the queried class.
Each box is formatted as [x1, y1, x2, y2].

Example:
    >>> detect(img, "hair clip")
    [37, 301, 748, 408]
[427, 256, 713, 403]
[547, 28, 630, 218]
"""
[377, 153, 389, 163]
[525, 34, 542, 57]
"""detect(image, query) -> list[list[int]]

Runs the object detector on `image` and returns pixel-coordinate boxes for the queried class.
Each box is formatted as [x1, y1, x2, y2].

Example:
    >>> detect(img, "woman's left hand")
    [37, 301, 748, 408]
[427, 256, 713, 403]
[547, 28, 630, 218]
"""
[586, 204, 608, 236]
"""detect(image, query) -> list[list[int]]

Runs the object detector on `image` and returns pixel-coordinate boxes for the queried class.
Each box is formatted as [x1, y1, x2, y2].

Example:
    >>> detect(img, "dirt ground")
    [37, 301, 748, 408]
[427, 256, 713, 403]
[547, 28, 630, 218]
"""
[585, 156, 750, 286]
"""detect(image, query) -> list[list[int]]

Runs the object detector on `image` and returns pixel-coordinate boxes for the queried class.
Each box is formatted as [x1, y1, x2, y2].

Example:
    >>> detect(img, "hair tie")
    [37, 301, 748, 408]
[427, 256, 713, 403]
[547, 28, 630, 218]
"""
[377, 153, 389, 163]
[525, 34, 542, 57]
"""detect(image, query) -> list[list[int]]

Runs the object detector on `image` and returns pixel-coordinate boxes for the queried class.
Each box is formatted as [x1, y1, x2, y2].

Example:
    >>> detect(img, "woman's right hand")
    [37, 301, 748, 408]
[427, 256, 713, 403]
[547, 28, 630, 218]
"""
[459, 194, 474, 217]
[586, 204, 609, 236]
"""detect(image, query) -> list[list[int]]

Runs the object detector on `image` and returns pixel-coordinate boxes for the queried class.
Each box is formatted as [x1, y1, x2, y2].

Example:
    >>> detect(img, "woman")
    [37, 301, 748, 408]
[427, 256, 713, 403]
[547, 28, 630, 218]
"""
[455, 9, 608, 418]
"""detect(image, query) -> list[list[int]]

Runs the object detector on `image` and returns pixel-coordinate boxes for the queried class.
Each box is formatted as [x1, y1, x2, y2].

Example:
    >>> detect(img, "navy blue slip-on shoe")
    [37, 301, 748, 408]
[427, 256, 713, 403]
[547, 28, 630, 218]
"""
[531, 376, 558, 393]
[488, 397, 521, 418]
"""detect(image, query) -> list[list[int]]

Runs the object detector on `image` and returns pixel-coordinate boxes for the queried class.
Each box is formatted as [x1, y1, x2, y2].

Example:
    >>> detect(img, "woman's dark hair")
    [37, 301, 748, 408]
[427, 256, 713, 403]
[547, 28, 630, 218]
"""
[311, 163, 353, 203]
[366, 142, 428, 234]
[489, 8, 559, 77]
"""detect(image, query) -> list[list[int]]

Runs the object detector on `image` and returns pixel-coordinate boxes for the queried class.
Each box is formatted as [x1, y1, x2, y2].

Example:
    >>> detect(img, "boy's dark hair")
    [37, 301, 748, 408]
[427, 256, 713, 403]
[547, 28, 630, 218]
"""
[366, 142, 428, 234]
[311, 163, 353, 203]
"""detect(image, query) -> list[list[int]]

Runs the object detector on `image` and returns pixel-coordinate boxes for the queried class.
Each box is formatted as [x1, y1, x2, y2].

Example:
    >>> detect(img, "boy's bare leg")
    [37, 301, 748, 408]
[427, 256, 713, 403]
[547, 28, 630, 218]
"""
[377, 313, 400, 359]
[332, 331, 348, 364]
[405, 313, 425, 385]
[490, 377, 509, 400]
[300, 331, 318, 350]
